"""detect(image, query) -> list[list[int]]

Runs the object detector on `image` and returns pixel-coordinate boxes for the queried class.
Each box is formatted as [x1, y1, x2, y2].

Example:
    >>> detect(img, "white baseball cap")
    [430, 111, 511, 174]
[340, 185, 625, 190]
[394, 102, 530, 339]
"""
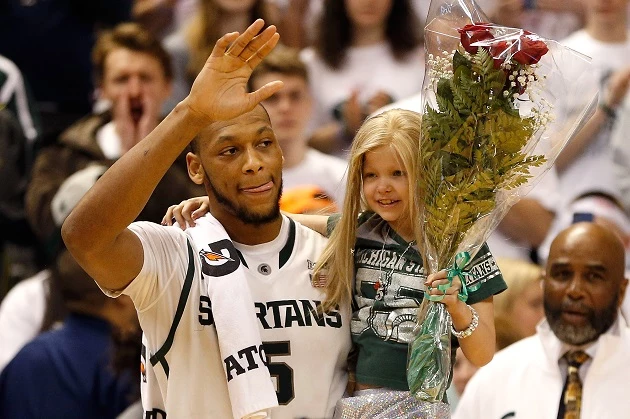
[51, 164, 108, 227]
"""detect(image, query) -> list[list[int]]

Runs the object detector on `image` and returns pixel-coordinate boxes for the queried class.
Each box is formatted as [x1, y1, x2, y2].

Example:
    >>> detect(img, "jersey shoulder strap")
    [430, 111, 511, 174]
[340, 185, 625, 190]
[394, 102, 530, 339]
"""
[149, 240, 195, 377]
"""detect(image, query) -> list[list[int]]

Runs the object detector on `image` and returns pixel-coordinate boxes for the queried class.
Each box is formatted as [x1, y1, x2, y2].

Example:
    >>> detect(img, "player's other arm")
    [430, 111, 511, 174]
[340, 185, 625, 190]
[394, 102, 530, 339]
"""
[62, 21, 282, 291]
[61, 104, 209, 291]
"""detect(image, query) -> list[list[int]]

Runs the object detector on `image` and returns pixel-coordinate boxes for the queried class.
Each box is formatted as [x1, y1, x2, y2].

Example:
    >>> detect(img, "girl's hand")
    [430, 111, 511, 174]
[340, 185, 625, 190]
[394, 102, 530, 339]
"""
[161, 196, 211, 229]
[424, 269, 462, 310]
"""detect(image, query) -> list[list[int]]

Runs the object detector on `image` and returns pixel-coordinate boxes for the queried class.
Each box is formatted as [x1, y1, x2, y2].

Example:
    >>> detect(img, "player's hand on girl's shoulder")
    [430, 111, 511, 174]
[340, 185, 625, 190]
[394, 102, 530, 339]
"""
[162, 196, 211, 229]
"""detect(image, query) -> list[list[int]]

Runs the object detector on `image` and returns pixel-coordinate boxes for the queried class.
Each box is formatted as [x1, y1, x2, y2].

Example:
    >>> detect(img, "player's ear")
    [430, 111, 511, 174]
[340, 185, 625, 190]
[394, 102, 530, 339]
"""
[187, 152, 205, 185]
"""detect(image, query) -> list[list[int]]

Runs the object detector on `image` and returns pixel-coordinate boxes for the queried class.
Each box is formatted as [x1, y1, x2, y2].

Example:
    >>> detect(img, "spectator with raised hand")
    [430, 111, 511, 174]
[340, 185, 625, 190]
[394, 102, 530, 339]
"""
[552, 0, 630, 220]
[301, 0, 424, 157]
[25, 22, 203, 256]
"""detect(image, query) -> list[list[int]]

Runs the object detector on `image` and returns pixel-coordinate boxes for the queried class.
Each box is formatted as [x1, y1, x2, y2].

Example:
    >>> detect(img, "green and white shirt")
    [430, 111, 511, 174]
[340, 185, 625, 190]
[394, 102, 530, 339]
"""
[335, 212, 507, 390]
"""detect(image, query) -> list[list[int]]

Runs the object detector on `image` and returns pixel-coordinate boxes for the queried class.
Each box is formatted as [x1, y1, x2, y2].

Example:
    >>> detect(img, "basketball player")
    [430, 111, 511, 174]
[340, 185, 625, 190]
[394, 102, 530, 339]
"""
[62, 20, 351, 419]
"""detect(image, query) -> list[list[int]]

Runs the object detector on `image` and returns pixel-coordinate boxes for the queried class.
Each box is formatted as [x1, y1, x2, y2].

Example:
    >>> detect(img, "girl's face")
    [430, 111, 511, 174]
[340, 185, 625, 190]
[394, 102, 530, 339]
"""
[362, 145, 412, 236]
[344, 0, 393, 30]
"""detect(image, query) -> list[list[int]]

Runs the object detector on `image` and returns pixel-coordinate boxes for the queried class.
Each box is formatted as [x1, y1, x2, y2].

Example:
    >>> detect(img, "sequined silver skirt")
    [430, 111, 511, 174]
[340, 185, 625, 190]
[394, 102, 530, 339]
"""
[333, 389, 451, 419]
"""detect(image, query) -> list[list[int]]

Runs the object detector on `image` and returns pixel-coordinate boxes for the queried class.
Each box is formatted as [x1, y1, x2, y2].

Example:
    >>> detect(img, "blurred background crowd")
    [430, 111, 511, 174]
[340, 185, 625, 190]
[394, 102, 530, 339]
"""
[1, 0, 630, 417]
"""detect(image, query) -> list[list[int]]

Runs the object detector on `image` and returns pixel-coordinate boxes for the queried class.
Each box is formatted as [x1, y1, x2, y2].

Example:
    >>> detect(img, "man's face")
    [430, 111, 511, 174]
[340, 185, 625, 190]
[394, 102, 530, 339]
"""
[100, 47, 172, 123]
[544, 224, 628, 345]
[251, 73, 313, 147]
[194, 106, 283, 226]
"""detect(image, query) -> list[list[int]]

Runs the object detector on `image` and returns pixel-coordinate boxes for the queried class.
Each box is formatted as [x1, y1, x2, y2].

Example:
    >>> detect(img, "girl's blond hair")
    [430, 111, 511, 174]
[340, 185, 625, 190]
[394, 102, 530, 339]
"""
[494, 257, 543, 319]
[315, 109, 424, 312]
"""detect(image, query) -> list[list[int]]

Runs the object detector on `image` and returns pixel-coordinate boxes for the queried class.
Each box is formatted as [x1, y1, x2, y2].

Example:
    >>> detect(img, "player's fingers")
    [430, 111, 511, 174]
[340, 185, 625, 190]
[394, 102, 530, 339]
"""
[249, 80, 284, 105]
[246, 31, 280, 69]
[239, 25, 279, 62]
[210, 32, 240, 59]
[224, 19, 267, 58]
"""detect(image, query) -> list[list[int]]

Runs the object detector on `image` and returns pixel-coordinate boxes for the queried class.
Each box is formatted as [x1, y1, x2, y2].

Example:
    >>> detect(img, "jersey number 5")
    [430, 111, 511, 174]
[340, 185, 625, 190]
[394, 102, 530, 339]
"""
[263, 341, 295, 405]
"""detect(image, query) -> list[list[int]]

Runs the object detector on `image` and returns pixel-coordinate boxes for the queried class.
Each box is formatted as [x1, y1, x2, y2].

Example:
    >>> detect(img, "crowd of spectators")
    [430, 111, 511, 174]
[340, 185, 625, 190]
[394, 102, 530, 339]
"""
[2, 0, 630, 417]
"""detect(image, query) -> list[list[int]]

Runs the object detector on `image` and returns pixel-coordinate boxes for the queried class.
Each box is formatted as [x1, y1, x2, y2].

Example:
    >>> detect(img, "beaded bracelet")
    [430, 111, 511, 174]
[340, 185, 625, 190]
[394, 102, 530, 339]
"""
[451, 304, 479, 339]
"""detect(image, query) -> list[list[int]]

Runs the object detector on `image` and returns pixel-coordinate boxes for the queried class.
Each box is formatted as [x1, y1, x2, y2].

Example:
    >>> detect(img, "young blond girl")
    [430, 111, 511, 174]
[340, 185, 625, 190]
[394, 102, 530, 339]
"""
[164, 109, 506, 416]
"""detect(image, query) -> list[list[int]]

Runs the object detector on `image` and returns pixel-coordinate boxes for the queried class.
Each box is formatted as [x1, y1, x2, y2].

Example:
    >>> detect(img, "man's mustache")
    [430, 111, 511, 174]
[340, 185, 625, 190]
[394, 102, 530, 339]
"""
[560, 301, 592, 316]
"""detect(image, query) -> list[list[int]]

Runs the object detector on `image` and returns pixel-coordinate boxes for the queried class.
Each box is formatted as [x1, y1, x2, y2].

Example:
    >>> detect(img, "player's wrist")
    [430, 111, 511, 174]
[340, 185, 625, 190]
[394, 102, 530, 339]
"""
[177, 97, 215, 127]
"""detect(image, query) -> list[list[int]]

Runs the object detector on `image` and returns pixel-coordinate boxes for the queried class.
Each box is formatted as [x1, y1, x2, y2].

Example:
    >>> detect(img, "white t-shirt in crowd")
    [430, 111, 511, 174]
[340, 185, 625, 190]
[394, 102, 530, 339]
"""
[283, 148, 347, 207]
[0, 270, 49, 374]
[301, 42, 425, 136]
[556, 30, 630, 207]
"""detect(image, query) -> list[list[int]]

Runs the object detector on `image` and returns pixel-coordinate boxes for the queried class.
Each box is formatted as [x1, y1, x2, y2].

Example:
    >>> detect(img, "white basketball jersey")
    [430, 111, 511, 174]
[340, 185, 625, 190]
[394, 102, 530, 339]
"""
[116, 221, 275, 419]
[233, 216, 352, 419]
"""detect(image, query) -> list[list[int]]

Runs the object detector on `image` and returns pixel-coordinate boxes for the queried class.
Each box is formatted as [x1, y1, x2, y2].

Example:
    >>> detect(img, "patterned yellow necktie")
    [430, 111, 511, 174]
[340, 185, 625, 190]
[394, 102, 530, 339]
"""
[559, 350, 590, 419]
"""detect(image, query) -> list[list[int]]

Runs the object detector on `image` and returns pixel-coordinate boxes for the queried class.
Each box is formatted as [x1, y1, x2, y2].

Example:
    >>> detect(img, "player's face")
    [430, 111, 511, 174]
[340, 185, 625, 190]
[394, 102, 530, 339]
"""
[252, 73, 313, 147]
[100, 47, 172, 123]
[362, 145, 411, 236]
[195, 106, 283, 226]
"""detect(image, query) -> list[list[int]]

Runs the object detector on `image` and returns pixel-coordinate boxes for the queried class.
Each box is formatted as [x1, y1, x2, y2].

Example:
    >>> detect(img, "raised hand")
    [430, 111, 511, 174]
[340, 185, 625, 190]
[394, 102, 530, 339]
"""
[184, 19, 283, 123]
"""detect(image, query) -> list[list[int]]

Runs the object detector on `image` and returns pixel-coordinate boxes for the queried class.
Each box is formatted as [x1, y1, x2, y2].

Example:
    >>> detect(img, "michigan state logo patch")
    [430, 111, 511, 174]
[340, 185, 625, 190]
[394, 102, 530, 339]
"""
[199, 239, 240, 277]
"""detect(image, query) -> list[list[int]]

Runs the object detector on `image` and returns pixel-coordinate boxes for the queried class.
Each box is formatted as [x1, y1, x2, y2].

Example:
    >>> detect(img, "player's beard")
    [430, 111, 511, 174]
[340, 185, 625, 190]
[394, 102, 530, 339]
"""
[205, 174, 283, 227]
[544, 291, 619, 346]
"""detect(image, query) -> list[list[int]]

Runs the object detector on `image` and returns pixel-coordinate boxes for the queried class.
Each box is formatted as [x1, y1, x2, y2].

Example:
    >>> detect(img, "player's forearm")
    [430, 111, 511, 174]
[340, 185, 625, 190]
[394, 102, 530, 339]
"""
[451, 299, 495, 367]
[62, 101, 210, 254]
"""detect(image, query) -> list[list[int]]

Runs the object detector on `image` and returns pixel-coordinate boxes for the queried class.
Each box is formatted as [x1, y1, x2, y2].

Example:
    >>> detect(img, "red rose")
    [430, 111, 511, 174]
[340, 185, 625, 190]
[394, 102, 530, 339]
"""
[489, 40, 511, 68]
[512, 35, 549, 65]
[458, 23, 494, 55]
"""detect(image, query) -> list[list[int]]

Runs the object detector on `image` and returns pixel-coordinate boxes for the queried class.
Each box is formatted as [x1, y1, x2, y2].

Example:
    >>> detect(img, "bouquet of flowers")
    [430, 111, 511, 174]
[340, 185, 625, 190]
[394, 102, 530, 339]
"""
[407, 0, 598, 402]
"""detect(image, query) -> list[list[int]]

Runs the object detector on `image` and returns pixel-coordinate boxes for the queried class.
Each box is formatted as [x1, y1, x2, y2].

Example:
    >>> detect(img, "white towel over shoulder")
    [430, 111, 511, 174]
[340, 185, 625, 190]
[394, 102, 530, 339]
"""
[187, 214, 278, 418]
